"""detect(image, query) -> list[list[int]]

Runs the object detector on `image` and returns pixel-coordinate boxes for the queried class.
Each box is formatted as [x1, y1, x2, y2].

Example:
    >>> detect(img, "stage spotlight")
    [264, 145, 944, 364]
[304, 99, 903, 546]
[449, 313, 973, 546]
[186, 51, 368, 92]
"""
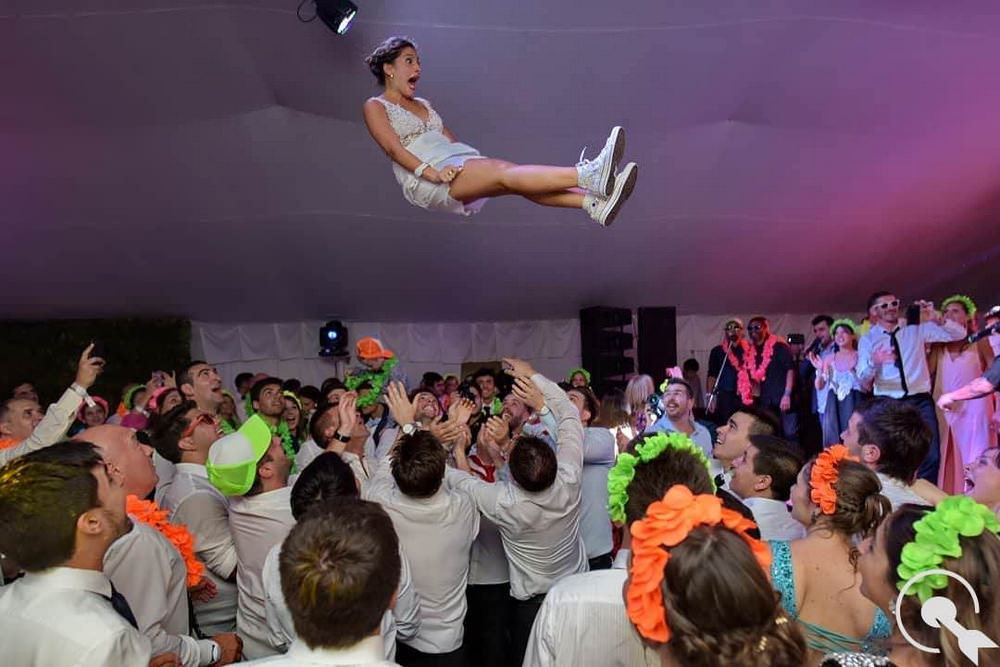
[319, 320, 349, 357]
[315, 0, 357, 35]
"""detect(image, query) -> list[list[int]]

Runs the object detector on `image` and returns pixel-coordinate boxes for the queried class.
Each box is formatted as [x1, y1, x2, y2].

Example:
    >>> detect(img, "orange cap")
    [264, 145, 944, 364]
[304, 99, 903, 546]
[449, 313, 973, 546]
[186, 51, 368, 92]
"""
[356, 337, 394, 360]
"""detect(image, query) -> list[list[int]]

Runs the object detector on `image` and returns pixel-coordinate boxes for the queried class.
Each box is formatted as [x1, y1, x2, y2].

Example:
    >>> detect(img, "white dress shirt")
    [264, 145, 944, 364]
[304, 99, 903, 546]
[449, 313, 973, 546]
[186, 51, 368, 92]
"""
[104, 519, 217, 666]
[446, 374, 588, 600]
[229, 486, 296, 660]
[0, 566, 152, 666]
[741, 497, 806, 542]
[858, 320, 965, 397]
[580, 427, 615, 559]
[469, 514, 510, 586]
[877, 472, 930, 511]
[0, 386, 84, 466]
[160, 462, 239, 634]
[522, 549, 659, 667]
[245, 636, 400, 666]
[261, 540, 420, 660]
[365, 458, 480, 654]
[297, 440, 372, 493]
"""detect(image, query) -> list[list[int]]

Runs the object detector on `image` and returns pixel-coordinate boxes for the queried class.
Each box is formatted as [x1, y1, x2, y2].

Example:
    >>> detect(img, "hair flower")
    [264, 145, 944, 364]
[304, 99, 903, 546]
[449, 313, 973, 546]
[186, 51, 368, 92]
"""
[809, 445, 858, 515]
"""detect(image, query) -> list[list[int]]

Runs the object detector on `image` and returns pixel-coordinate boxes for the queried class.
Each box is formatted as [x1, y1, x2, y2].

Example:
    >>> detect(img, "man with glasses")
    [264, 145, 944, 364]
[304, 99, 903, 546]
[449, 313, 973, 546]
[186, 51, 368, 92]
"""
[857, 291, 965, 482]
[149, 401, 239, 636]
[707, 318, 746, 425]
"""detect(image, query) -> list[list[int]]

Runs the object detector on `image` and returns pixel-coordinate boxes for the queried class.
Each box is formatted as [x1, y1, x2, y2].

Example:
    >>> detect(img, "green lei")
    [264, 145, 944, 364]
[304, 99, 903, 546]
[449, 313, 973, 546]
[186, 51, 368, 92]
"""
[219, 420, 235, 435]
[243, 401, 297, 474]
[606, 431, 716, 525]
[345, 357, 399, 408]
[897, 495, 999, 603]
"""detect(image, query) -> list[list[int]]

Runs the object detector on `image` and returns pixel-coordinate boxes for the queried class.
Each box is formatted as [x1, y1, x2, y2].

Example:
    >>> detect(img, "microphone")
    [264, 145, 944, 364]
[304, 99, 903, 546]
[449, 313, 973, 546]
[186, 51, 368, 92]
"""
[968, 321, 1000, 344]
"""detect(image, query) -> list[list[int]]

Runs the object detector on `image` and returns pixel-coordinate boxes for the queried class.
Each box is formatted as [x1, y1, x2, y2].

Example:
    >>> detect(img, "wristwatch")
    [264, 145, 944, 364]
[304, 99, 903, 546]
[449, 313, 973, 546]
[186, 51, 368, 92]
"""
[401, 422, 419, 436]
[332, 431, 352, 443]
[538, 405, 551, 416]
[210, 641, 221, 665]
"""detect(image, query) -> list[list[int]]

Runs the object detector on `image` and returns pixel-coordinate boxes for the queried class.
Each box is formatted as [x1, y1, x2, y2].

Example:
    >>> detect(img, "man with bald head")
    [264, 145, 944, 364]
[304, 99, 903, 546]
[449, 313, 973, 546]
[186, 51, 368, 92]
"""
[79, 424, 242, 666]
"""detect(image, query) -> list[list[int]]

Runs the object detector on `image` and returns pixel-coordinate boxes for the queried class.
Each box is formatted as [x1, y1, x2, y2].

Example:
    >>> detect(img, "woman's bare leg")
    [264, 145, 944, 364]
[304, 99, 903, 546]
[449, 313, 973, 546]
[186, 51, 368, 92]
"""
[448, 158, 579, 201]
[524, 189, 586, 209]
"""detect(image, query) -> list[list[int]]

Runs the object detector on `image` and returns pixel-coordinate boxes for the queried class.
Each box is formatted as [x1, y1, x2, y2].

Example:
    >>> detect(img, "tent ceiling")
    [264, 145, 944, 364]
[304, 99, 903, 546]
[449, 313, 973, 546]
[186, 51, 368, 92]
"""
[3, 0, 1000, 321]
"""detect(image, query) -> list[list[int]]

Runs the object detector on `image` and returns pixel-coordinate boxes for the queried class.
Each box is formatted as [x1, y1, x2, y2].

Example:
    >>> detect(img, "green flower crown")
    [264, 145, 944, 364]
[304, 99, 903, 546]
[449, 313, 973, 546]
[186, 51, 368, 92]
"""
[566, 367, 591, 384]
[941, 294, 977, 318]
[607, 431, 716, 524]
[830, 318, 857, 335]
[897, 495, 1000, 603]
[124, 384, 146, 411]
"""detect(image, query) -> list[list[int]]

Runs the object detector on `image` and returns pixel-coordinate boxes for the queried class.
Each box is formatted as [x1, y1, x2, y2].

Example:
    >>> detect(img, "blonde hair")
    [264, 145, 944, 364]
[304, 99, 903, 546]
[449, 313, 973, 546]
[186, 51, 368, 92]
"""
[625, 374, 655, 416]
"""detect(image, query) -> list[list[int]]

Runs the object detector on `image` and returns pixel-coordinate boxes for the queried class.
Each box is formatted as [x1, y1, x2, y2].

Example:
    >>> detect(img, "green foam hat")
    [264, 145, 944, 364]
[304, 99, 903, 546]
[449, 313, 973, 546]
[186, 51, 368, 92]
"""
[206, 414, 273, 496]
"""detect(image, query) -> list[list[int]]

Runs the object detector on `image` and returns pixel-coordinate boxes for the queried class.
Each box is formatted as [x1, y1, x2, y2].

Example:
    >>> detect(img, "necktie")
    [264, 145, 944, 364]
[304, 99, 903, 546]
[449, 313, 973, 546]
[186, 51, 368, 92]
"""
[888, 328, 909, 397]
[103, 583, 139, 629]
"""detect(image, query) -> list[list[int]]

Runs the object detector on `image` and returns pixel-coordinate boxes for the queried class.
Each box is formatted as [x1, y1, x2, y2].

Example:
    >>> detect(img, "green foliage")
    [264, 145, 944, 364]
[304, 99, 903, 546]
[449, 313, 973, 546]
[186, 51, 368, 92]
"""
[0, 318, 190, 408]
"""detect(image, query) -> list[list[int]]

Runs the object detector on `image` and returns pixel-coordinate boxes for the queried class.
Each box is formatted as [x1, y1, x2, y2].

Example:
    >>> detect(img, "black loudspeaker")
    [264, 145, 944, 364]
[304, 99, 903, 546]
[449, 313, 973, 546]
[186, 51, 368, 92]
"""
[637, 307, 677, 388]
[581, 307, 634, 395]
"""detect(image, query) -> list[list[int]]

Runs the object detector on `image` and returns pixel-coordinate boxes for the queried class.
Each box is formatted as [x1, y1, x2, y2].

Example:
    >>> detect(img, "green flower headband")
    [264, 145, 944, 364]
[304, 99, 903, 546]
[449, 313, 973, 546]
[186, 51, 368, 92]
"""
[896, 495, 1000, 603]
[607, 431, 716, 525]
[941, 294, 977, 318]
[566, 367, 591, 384]
[124, 384, 146, 411]
[282, 390, 302, 411]
[830, 318, 857, 335]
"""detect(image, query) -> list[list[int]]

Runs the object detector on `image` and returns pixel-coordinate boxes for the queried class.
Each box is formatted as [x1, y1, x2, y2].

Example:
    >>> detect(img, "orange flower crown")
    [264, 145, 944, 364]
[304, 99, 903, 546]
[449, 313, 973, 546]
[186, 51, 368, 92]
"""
[626, 485, 772, 643]
[127, 495, 205, 587]
[809, 445, 859, 516]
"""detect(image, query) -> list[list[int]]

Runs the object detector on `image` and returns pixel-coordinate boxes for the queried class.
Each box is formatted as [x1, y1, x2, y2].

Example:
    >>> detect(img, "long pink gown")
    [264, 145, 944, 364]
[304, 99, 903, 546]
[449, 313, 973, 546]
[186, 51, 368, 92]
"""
[938, 347, 996, 493]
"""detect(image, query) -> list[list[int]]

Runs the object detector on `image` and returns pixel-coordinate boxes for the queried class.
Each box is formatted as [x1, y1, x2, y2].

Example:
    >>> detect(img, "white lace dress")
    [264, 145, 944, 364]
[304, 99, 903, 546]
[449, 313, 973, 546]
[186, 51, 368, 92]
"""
[372, 96, 487, 216]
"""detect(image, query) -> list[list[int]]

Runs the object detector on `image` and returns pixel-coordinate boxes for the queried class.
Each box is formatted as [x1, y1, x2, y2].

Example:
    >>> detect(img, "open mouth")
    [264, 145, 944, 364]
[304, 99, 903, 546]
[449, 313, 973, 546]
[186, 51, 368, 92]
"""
[407, 75, 419, 90]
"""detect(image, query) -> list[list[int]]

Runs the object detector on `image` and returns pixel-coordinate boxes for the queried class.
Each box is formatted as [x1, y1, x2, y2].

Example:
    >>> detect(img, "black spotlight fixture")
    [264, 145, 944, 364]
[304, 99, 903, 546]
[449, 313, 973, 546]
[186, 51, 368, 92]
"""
[319, 320, 349, 357]
[314, 0, 357, 35]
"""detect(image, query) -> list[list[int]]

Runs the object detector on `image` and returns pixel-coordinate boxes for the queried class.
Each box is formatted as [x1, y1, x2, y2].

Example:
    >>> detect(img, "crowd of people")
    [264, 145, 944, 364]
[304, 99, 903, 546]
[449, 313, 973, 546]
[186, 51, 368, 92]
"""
[1, 292, 1000, 667]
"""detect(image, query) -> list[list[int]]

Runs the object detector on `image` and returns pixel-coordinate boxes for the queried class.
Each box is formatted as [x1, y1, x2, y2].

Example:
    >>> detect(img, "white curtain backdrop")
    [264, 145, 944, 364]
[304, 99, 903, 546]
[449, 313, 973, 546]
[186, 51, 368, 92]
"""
[190, 319, 582, 392]
[191, 313, 864, 392]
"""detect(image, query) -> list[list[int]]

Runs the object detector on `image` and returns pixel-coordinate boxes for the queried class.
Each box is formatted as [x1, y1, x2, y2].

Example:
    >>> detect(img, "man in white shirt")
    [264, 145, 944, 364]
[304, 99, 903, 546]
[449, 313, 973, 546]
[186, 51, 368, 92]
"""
[260, 452, 420, 660]
[365, 393, 480, 667]
[0, 344, 104, 466]
[150, 401, 239, 634]
[0, 442, 154, 665]
[711, 405, 781, 488]
[566, 385, 616, 569]
[245, 498, 403, 666]
[857, 291, 966, 481]
[728, 435, 806, 541]
[523, 434, 716, 667]
[82, 424, 243, 666]
[298, 393, 371, 487]
[448, 359, 588, 667]
[208, 415, 295, 660]
[645, 378, 717, 475]
[841, 397, 931, 510]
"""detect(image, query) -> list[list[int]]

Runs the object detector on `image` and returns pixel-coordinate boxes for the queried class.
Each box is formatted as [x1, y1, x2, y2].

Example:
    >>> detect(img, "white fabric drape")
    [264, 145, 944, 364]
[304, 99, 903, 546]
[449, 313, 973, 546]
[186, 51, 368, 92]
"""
[191, 313, 863, 393]
[190, 320, 583, 392]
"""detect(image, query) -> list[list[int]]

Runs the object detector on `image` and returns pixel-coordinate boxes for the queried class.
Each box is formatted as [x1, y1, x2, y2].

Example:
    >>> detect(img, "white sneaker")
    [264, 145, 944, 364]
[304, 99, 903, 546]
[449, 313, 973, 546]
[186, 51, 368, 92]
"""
[576, 126, 625, 197]
[585, 162, 637, 227]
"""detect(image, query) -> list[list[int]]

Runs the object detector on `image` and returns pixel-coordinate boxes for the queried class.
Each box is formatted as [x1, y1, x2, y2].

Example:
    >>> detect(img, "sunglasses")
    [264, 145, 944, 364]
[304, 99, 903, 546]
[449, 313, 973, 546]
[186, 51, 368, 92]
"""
[182, 412, 217, 437]
[725, 324, 743, 331]
[875, 299, 900, 310]
[747, 325, 764, 332]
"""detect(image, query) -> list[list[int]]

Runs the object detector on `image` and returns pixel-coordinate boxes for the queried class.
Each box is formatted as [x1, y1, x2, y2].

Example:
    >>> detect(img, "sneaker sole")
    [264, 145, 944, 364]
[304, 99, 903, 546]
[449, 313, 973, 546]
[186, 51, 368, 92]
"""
[600, 162, 637, 227]
[599, 126, 626, 197]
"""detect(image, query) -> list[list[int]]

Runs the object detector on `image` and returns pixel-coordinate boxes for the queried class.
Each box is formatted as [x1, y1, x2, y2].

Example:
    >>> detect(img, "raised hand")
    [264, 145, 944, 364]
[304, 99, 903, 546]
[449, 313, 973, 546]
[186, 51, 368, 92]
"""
[448, 397, 476, 425]
[871, 347, 896, 366]
[429, 417, 465, 450]
[337, 392, 359, 437]
[806, 351, 824, 371]
[512, 377, 545, 411]
[385, 381, 417, 426]
[501, 357, 536, 379]
[75, 344, 105, 389]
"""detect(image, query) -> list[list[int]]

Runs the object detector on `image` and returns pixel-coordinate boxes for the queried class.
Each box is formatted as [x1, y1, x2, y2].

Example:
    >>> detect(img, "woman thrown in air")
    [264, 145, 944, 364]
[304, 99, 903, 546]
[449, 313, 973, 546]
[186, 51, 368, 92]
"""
[362, 36, 638, 227]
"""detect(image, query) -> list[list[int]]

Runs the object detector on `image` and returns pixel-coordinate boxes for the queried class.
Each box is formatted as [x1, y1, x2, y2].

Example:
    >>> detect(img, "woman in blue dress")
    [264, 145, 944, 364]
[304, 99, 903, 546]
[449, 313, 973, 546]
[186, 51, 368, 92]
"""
[362, 36, 638, 227]
[770, 446, 892, 665]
